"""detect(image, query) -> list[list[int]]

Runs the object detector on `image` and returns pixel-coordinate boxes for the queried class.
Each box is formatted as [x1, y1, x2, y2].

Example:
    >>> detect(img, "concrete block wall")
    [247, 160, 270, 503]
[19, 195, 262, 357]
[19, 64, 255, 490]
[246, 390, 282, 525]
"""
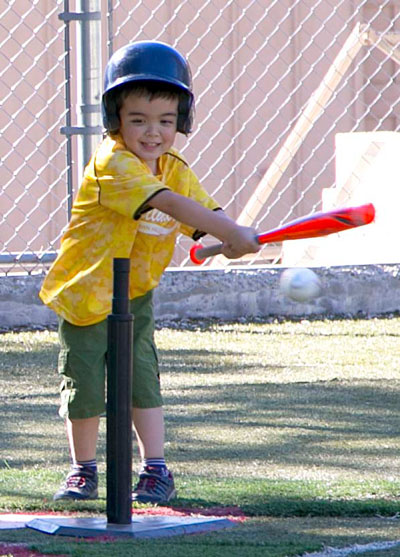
[1, 264, 400, 330]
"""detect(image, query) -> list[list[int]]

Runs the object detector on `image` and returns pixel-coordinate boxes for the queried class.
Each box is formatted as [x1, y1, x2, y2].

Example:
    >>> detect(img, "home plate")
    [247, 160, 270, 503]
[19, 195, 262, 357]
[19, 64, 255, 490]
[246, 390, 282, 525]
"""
[0, 514, 55, 529]
[26, 515, 235, 538]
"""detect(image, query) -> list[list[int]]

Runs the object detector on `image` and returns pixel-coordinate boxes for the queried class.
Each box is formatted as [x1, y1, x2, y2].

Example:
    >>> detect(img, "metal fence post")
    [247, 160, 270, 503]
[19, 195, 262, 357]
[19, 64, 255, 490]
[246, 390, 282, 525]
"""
[76, 0, 103, 176]
[59, 0, 103, 210]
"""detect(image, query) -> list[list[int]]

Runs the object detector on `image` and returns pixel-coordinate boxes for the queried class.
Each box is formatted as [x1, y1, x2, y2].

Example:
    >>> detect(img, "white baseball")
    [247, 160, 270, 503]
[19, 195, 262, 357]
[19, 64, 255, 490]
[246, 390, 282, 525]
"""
[280, 267, 321, 303]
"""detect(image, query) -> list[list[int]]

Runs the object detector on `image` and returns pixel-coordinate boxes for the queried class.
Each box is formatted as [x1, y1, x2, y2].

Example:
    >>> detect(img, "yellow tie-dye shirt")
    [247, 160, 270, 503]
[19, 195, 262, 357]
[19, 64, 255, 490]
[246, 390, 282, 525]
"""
[39, 135, 220, 326]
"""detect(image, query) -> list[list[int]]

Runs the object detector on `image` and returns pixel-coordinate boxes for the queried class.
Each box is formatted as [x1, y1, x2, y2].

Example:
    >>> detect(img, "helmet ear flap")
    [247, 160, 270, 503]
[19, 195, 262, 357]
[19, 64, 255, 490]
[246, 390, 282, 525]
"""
[177, 95, 195, 135]
[102, 95, 119, 133]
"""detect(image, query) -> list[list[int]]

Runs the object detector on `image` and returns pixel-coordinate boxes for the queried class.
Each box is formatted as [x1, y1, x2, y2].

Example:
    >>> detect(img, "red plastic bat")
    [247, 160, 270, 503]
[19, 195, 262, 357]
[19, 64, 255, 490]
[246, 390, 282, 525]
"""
[189, 203, 375, 264]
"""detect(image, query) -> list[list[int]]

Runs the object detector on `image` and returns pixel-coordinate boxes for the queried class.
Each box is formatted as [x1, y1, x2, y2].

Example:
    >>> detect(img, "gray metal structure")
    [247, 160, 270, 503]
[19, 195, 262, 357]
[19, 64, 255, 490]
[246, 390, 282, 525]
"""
[59, 0, 103, 217]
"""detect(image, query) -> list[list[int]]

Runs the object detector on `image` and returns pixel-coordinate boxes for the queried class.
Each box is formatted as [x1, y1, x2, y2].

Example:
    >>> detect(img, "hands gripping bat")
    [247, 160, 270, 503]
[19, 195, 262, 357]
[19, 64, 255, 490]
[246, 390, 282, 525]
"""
[189, 203, 375, 264]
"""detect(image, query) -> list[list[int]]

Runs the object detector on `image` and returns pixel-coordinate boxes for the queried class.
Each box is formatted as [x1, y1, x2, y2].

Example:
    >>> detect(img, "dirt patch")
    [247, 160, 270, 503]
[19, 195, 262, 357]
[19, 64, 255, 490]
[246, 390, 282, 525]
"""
[132, 504, 247, 522]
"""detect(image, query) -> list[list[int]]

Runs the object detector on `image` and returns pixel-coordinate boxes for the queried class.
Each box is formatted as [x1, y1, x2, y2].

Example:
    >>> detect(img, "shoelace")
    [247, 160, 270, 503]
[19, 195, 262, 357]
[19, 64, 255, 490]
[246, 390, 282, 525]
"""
[136, 475, 160, 492]
[66, 474, 88, 488]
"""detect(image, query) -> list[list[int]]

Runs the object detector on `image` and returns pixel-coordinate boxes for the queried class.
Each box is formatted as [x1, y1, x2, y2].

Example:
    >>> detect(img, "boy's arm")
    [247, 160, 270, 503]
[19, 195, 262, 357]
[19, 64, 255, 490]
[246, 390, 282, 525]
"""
[147, 189, 259, 259]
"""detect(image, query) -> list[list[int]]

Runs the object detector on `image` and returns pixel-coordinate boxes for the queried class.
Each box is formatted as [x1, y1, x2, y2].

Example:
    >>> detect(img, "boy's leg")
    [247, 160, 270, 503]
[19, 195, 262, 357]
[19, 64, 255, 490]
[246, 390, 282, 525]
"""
[53, 416, 100, 501]
[132, 407, 164, 459]
[66, 416, 100, 462]
[130, 293, 176, 503]
[54, 317, 107, 501]
[132, 406, 176, 504]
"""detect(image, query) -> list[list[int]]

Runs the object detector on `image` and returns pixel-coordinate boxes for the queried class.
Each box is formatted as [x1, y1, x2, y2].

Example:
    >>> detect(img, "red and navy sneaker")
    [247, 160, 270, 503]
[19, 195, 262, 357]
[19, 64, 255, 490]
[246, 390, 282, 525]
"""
[132, 466, 176, 504]
[53, 468, 98, 501]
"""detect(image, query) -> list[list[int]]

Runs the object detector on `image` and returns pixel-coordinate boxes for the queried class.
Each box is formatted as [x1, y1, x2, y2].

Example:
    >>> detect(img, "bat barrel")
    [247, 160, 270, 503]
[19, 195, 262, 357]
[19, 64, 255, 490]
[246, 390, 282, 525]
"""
[189, 203, 375, 264]
[106, 258, 133, 525]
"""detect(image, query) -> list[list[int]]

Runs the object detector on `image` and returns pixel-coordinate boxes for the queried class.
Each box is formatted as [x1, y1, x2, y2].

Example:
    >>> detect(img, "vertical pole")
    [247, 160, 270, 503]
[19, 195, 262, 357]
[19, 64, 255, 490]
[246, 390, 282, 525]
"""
[106, 258, 133, 525]
[62, 0, 74, 220]
[76, 0, 103, 178]
[107, 0, 114, 60]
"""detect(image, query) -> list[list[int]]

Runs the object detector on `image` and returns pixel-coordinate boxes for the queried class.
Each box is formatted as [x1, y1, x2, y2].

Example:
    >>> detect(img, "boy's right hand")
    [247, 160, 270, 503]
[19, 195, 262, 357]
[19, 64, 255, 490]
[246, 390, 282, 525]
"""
[220, 225, 260, 259]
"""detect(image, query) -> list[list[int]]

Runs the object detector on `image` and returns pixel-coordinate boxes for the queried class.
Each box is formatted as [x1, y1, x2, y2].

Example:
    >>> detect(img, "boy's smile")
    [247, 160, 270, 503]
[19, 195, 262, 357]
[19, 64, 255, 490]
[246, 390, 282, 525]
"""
[119, 94, 179, 174]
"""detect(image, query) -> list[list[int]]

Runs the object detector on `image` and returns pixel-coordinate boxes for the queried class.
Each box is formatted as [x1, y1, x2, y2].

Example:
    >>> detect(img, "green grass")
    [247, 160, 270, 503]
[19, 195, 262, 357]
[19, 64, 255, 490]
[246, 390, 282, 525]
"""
[2, 318, 400, 555]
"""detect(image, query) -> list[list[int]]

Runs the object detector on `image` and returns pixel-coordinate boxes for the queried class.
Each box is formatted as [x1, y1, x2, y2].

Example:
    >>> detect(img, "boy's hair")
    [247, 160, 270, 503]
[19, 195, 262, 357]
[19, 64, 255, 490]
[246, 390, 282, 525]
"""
[113, 81, 184, 128]
[102, 41, 194, 135]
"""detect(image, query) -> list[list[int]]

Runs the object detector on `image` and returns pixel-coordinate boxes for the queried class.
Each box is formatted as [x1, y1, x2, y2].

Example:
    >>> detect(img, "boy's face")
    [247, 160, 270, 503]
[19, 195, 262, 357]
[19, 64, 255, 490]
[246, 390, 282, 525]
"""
[119, 93, 179, 173]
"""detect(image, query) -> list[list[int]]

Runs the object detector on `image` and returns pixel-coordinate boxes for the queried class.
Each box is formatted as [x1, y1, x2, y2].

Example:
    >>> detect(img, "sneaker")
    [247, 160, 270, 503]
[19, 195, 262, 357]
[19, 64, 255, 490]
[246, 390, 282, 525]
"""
[53, 468, 98, 501]
[132, 466, 176, 504]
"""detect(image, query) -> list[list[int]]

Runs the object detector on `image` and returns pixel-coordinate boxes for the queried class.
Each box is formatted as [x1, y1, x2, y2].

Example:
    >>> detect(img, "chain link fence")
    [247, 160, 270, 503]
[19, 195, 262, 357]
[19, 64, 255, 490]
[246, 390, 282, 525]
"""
[1, 0, 399, 276]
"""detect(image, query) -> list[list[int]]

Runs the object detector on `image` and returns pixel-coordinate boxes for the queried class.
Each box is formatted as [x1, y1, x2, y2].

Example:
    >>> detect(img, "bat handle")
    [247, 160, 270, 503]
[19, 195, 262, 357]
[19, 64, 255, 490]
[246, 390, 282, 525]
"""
[190, 242, 224, 264]
[190, 234, 260, 265]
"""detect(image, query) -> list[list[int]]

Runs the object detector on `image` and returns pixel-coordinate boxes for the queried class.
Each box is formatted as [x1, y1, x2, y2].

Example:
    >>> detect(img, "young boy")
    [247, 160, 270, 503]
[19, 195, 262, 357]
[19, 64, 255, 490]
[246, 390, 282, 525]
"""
[39, 40, 259, 504]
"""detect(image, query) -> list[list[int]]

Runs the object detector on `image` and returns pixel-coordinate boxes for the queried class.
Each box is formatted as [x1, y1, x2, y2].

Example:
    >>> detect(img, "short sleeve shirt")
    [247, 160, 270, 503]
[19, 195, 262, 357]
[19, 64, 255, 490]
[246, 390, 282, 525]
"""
[39, 135, 220, 325]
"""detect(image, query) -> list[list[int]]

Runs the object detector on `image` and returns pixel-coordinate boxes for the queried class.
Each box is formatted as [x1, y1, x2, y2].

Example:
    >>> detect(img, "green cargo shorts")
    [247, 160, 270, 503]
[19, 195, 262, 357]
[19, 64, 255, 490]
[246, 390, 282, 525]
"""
[57, 290, 162, 419]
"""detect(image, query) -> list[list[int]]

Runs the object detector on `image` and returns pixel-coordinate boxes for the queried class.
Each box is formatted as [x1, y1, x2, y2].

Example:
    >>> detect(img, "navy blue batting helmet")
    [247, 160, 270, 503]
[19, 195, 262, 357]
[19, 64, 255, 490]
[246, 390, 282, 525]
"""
[102, 41, 194, 134]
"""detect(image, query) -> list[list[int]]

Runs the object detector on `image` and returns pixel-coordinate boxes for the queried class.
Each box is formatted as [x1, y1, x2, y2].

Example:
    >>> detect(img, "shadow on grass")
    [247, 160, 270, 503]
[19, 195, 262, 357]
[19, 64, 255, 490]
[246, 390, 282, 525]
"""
[2, 328, 400, 514]
[1, 344, 58, 371]
[162, 376, 400, 477]
[174, 491, 400, 518]
[2, 355, 400, 473]
[159, 347, 285, 372]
